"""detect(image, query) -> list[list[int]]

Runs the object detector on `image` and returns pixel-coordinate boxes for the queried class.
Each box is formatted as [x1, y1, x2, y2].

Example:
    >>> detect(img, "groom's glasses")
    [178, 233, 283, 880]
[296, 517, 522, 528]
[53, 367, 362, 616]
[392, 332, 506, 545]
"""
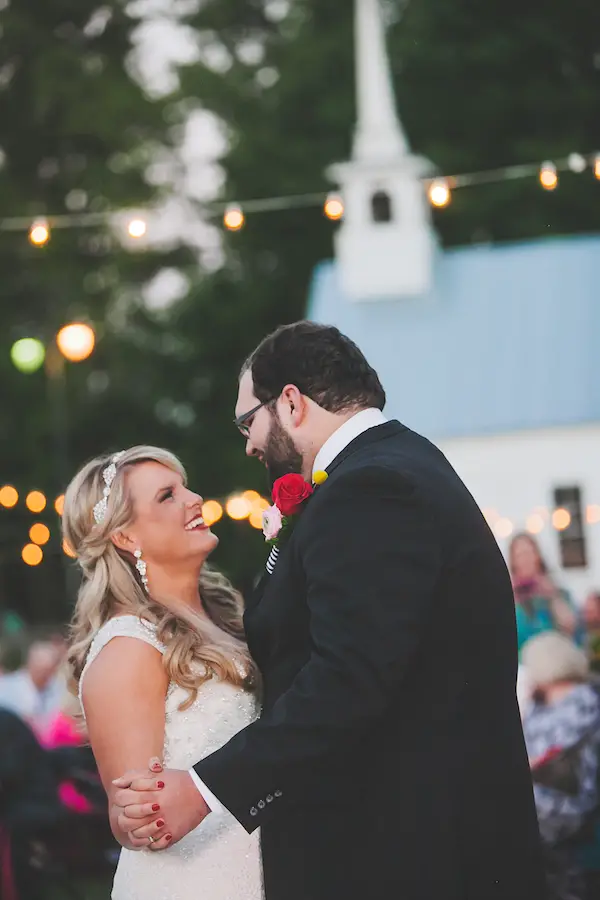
[234, 399, 271, 438]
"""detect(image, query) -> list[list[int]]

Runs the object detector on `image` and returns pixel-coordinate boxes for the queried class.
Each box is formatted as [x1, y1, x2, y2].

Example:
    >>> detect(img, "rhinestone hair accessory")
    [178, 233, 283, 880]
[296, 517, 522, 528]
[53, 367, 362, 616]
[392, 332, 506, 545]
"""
[134, 548, 149, 592]
[93, 451, 126, 525]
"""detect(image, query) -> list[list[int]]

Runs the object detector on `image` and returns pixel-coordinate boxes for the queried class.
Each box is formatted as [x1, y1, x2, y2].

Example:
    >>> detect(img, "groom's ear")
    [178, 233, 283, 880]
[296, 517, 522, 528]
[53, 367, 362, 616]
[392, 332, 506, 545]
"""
[280, 384, 306, 426]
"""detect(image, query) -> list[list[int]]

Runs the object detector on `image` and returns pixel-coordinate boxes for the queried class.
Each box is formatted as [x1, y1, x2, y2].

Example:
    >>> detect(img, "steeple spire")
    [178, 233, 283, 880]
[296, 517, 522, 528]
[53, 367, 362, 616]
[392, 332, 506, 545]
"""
[353, 0, 409, 162]
[326, 0, 435, 301]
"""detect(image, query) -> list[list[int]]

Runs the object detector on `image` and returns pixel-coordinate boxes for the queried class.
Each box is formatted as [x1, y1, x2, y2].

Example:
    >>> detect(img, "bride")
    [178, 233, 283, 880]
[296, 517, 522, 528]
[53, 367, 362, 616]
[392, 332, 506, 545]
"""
[63, 446, 263, 900]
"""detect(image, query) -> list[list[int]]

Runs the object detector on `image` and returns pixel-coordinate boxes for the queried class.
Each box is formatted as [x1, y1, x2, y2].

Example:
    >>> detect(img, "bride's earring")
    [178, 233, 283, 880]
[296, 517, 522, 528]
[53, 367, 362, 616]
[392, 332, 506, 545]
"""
[134, 548, 149, 593]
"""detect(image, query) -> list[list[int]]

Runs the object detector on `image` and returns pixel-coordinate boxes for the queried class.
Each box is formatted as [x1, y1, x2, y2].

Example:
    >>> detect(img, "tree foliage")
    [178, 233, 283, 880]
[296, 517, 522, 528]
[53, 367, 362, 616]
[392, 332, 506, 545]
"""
[2, 0, 600, 621]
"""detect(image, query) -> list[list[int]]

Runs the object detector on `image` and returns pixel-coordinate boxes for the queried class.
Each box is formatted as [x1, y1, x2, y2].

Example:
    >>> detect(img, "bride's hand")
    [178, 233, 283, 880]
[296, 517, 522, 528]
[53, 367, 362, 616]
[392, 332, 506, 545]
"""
[113, 765, 210, 850]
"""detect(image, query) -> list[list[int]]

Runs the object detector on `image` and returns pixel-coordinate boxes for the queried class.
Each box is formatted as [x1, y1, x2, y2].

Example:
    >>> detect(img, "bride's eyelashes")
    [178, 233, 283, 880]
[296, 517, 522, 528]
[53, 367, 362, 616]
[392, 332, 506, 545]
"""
[159, 488, 174, 502]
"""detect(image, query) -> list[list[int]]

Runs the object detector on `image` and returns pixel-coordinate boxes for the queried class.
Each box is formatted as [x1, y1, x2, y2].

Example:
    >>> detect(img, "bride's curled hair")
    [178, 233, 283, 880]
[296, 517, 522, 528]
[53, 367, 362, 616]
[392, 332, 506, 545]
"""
[64, 446, 257, 708]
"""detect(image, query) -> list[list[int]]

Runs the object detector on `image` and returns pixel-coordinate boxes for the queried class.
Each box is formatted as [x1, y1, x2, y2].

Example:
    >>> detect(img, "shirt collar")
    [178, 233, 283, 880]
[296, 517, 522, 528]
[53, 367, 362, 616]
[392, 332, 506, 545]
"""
[312, 408, 388, 479]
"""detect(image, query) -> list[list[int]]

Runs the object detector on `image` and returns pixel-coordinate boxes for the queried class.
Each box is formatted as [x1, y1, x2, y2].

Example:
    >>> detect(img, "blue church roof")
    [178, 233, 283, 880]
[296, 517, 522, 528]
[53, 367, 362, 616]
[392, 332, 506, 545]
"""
[307, 234, 600, 440]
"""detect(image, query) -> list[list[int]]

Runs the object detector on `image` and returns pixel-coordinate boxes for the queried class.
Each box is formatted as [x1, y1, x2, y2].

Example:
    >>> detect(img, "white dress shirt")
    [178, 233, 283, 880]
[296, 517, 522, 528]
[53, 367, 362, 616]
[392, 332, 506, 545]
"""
[189, 407, 388, 810]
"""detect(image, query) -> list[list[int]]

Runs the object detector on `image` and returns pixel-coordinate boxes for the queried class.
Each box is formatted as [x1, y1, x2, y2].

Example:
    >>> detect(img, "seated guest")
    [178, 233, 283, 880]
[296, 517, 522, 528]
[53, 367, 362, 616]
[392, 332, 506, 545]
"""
[522, 632, 600, 900]
[582, 591, 600, 675]
[0, 637, 65, 735]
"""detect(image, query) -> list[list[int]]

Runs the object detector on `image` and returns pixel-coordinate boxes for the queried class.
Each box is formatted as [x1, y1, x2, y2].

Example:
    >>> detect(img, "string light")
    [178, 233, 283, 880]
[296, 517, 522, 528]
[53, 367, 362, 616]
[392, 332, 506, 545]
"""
[28, 220, 50, 246]
[428, 178, 451, 208]
[127, 218, 147, 238]
[323, 194, 344, 220]
[0, 486, 18, 508]
[25, 491, 46, 513]
[587, 505, 600, 525]
[54, 494, 65, 516]
[10, 338, 46, 374]
[249, 508, 265, 529]
[29, 523, 50, 545]
[202, 500, 223, 527]
[568, 153, 586, 174]
[526, 513, 544, 535]
[0, 152, 596, 241]
[56, 323, 95, 362]
[552, 508, 571, 531]
[494, 518, 514, 539]
[539, 162, 558, 191]
[226, 495, 252, 520]
[223, 205, 245, 231]
[22, 543, 43, 566]
[62, 539, 76, 558]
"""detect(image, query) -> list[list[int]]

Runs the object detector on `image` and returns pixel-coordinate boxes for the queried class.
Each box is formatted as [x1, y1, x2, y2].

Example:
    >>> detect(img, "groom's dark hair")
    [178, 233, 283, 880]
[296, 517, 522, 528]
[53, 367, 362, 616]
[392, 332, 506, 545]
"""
[243, 321, 386, 413]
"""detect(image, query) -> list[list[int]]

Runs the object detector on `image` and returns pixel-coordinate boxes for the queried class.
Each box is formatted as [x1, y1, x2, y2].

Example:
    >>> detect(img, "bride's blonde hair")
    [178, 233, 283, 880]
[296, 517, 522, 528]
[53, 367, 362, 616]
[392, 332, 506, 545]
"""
[64, 446, 257, 707]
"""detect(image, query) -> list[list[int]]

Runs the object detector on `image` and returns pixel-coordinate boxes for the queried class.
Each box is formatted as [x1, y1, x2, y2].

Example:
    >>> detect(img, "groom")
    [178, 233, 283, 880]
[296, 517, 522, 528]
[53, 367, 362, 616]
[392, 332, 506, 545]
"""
[114, 322, 545, 899]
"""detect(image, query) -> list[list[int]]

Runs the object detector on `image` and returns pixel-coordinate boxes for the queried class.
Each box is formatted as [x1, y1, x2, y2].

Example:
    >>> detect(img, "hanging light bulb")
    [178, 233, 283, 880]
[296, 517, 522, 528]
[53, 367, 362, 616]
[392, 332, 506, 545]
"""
[428, 179, 451, 208]
[323, 194, 344, 220]
[594, 155, 600, 181]
[29, 220, 50, 246]
[223, 205, 245, 231]
[567, 153, 586, 173]
[539, 162, 558, 191]
[127, 218, 147, 239]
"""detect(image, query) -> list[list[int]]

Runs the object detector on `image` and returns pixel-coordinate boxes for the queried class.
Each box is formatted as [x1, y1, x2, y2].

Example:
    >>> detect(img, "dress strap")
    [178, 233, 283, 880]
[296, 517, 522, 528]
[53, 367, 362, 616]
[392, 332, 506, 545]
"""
[79, 615, 165, 704]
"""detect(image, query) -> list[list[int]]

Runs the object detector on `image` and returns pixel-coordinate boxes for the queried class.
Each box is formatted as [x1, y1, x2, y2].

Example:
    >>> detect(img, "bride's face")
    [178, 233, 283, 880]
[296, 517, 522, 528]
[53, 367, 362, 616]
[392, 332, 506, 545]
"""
[120, 461, 218, 568]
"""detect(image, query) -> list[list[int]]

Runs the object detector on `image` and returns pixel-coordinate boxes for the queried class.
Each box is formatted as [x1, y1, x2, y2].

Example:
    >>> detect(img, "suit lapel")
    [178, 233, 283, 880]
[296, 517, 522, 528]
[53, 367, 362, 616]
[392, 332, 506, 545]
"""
[245, 421, 405, 628]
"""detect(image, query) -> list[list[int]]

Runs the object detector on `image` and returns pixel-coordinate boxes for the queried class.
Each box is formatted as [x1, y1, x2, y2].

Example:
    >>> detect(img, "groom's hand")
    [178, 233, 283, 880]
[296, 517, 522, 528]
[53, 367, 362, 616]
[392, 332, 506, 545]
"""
[113, 761, 210, 850]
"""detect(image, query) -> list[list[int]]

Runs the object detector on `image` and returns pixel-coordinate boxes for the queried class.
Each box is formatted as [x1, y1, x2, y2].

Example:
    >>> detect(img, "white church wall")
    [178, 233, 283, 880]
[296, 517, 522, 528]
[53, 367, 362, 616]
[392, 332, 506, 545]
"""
[438, 422, 600, 604]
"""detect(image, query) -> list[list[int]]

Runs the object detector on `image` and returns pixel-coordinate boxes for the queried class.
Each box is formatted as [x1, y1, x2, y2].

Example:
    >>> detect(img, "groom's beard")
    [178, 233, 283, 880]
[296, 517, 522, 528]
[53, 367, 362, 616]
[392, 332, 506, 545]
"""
[263, 415, 303, 489]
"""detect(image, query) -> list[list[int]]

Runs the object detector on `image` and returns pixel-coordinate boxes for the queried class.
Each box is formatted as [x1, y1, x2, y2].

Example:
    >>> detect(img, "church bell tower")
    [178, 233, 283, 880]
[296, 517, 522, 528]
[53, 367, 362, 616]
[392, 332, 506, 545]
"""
[328, 0, 435, 300]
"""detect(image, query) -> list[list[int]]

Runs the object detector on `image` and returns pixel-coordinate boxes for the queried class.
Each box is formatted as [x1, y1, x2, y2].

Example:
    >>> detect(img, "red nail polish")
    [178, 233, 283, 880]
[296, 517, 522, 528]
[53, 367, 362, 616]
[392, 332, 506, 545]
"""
[156, 819, 165, 828]
[157, 781, 165, 789]
[165, 834, 172, 842]
[152, 804, 160, 812]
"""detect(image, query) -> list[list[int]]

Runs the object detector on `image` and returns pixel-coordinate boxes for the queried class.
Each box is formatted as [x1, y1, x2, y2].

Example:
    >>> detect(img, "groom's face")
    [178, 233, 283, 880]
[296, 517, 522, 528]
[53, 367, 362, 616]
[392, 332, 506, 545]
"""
[235, 370, 303, 486]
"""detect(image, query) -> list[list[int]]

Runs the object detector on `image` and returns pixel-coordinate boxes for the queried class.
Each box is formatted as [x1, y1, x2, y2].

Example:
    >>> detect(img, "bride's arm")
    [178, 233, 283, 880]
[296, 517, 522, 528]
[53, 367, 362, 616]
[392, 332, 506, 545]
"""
[81, 636, 169, 849]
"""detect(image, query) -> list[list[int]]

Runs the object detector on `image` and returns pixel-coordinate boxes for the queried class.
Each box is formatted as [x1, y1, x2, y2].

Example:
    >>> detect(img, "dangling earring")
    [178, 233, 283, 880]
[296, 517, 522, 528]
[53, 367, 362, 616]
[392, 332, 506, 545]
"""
[134, 548, 149, 593]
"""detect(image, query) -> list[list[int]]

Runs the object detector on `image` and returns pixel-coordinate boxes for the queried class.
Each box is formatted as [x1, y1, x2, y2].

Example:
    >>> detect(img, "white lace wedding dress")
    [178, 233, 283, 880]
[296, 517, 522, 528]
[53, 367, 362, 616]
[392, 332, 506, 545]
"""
[79, 615, 263, 900]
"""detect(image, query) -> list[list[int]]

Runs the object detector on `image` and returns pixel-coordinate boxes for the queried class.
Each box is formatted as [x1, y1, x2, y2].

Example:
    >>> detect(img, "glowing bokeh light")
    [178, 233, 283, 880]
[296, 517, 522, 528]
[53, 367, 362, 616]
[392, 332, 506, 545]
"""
[10, 338, 46, 373]
[22, 543, 43, 566]
[26, 491, 47, 513]
[201, 500, 223, 527]
[226, 495, 252, 520]
[29, 523, 50, 545]
[0, 485, 19, 508]
[56, 323, 96, 362]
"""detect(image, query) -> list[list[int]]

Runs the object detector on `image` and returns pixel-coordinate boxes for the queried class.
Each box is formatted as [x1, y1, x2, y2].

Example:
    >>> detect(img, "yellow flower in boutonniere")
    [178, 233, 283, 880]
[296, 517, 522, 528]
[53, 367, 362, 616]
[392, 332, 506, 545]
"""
[313, 470, 328, 486]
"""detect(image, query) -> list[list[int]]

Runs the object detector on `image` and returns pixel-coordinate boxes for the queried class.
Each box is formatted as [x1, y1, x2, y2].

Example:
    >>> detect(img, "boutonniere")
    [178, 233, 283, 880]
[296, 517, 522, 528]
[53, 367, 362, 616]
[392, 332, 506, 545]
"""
[262, 473, 314, 545]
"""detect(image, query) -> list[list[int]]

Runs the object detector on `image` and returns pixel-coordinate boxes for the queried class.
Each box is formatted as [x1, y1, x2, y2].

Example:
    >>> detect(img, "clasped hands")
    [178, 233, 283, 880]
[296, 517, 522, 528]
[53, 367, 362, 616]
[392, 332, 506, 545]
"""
[112, 757, 210, 851]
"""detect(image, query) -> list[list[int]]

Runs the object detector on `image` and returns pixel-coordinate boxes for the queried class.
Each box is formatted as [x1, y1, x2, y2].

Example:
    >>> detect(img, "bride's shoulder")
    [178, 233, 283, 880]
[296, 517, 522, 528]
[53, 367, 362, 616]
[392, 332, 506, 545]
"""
[79, 615, 166, 705]
[92, 614, 165, 652]
[82, 616, 165, 676]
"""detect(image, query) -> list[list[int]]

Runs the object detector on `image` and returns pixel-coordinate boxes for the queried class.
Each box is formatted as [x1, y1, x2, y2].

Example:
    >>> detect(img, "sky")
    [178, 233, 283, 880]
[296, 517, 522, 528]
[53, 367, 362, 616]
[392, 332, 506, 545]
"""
[126, 0, 227, 307]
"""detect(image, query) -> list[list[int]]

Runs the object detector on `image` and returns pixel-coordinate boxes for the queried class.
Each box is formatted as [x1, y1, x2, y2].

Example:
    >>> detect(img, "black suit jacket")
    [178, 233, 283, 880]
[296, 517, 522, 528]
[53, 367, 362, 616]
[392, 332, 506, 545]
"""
[196, 422, 545, 900]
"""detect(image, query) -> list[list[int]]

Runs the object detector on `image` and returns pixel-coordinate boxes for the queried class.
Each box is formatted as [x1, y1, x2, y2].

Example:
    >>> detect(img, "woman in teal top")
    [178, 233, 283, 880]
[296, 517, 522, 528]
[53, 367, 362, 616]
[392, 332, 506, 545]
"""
[509, 533, 580, 653]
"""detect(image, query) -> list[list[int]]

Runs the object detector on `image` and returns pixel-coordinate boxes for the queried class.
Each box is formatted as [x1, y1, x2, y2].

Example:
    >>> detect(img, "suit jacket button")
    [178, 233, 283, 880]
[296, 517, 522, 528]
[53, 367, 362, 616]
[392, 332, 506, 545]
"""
[274, 790, 282, 798]
[258, 800, 266, 809]
[266, 794, 274, 803]
[250, 807, 258, 816]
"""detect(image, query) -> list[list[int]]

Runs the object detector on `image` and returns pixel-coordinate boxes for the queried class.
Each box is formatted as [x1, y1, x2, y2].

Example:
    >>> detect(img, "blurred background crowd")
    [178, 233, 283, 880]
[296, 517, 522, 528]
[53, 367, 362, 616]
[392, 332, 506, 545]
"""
[2, 0, 600, 896]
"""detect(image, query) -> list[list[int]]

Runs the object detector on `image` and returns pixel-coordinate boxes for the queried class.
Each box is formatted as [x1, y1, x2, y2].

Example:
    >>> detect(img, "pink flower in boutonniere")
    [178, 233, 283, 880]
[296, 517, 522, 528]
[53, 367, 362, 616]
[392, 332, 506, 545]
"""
[262, 504, 283, 542]
[263, 473, 314, 545]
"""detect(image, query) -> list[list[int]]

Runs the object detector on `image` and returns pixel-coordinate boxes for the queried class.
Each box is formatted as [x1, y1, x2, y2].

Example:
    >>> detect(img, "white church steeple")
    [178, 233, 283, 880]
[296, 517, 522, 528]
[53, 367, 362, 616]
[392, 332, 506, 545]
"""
[328, 0, 435, 300]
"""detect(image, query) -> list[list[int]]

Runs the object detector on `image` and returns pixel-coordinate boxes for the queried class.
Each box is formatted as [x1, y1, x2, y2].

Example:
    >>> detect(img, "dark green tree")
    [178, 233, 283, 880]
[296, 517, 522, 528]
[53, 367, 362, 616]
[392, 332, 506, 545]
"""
[0, 0, 196, 620]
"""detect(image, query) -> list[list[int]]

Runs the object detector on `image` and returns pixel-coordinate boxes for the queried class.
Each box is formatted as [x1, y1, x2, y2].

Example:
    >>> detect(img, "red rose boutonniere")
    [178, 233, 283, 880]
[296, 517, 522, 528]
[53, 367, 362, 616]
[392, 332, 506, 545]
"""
[262, 473, 313, 545]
